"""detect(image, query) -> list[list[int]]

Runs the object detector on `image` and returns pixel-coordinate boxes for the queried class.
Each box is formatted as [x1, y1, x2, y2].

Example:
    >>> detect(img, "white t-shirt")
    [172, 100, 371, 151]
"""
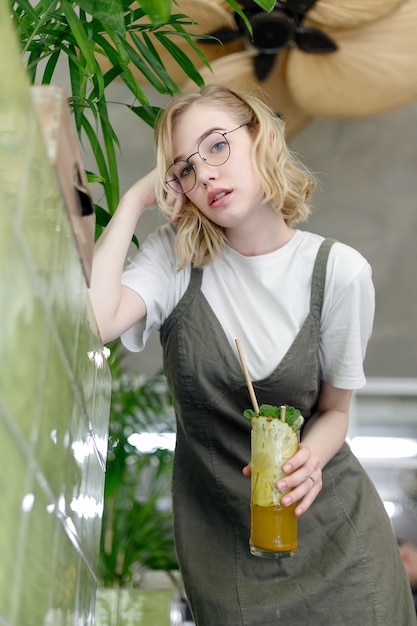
[121, 225, 374, 389]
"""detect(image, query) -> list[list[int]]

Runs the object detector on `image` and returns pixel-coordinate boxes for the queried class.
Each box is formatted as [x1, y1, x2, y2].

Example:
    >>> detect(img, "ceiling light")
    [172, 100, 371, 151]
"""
[383, 500, 403, 519]
[128, 432, 176, 453]
[350, 436, 417, 459]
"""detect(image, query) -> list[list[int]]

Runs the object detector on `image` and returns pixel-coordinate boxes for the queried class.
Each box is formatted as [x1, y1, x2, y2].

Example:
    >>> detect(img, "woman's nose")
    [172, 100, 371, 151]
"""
[194, 159, 217, 185]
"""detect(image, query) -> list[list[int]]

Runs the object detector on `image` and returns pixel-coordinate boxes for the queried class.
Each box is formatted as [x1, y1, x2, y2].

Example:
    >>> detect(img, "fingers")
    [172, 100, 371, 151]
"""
[165, 190, 186, 223]
[293, 468, 322, 516]
[277, 445, 322, 516]
[242, 463, 251, 477]
[278, 469, 322, 516]
[282, 444, 310, 474]
[170, 204, 183, 223]
[244, 446, 322, 516]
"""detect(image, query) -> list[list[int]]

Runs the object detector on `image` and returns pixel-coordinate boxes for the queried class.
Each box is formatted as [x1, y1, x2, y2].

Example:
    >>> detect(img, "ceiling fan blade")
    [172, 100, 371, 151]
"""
[308, 0, 405, 29]
[254, 52, 277, 80]
[180, 49, 311, 139]
[295, 27, 338, 53]
[287, 1, 417, 119]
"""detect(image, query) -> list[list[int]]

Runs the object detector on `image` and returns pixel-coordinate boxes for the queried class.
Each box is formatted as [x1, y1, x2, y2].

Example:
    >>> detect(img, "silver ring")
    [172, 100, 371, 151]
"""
[309, 475, 316, 486]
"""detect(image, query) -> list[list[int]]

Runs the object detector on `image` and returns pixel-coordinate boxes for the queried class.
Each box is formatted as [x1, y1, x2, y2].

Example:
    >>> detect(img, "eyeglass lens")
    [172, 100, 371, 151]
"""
[166, 131, 231, 194]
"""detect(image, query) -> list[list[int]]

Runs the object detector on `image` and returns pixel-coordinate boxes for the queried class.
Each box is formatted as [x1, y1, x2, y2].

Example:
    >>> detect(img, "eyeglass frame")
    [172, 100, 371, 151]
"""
[165, 122, 250, 194]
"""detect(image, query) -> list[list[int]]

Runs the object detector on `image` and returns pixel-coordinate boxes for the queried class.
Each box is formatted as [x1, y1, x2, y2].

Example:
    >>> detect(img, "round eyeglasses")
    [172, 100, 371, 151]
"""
[165, 123, 249, 194]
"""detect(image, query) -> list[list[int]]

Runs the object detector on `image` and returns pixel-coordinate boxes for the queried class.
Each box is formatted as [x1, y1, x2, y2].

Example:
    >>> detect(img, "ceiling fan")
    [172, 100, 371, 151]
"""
[96, 0, 417, 137]
[201, 0, 338, 80]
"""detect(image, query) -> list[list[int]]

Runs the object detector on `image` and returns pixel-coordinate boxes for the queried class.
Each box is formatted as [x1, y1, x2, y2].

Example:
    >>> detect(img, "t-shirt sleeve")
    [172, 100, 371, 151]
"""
[319, 243, 375, 389]
[120, 224, 189, 352]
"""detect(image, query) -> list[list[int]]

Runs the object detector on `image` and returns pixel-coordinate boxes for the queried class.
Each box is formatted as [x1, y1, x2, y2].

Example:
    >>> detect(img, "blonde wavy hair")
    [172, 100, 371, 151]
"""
[154, 85, 316, 268]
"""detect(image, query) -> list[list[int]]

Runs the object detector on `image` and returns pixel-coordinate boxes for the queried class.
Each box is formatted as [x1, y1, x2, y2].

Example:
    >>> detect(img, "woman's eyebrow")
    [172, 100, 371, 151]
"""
[199, 126, 224, 140]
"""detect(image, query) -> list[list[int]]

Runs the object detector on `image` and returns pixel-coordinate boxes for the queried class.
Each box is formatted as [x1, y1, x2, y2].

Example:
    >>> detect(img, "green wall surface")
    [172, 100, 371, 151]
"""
[0, 5, 111, 625]
[95, 589, 174, 626]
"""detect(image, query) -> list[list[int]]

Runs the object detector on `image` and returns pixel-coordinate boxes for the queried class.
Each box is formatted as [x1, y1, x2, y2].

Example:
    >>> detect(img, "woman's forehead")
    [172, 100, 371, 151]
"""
[171, 105, 237, 148]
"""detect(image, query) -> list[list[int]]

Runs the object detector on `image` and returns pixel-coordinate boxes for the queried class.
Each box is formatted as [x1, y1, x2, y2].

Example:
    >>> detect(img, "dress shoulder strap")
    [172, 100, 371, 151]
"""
[310, 238, 337, 326]
[189, 265, 203, 291]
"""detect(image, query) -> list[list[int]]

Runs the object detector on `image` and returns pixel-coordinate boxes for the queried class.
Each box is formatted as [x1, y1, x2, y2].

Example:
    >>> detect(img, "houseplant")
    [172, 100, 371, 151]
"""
[9, 0, 272, 230]
[99, 341, 178, 589]
[8, 0, 209, 233]
[95, 343, 185, 625]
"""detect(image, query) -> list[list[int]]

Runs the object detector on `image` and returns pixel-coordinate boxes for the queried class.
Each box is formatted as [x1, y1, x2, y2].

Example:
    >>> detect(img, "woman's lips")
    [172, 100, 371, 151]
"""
[208, 189, 231, 207]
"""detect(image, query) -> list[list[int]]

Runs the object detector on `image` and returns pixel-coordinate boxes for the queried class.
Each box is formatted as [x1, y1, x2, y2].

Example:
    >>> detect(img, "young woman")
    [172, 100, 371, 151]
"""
[90, 85, 415, 625]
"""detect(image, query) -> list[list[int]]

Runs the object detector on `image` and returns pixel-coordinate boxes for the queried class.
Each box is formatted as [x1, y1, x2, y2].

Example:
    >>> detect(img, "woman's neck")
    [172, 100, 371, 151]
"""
[225, 211, 295, 257]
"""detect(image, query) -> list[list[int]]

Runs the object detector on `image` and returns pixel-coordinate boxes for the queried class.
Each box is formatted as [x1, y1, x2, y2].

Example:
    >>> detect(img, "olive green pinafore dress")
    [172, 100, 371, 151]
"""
[160, 239, 415, 625]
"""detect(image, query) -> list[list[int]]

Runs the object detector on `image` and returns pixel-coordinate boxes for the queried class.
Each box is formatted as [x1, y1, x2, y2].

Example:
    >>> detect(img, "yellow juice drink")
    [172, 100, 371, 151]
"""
[249, 414, 299, 558]
[251, 502, 298, 553]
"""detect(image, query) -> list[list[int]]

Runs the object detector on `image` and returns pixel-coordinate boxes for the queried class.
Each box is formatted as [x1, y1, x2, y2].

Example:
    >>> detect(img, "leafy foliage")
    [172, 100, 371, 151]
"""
[100, 342, 178, 587]
[9, 0, 210, 232]
[244, 404, 304, 431]
[9, 0, 272, 235]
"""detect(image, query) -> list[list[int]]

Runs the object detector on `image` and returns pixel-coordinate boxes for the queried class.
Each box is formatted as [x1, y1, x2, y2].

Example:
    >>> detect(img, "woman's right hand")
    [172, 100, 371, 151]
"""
[121, 169, 159, 215]
[124, 169, 186, 223]
[169, 192, 186, 223]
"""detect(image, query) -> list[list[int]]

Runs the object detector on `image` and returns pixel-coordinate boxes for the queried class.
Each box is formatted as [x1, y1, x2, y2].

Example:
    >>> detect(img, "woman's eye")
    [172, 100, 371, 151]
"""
[210, 139, 227, 154]
[180, 163, 194, 179]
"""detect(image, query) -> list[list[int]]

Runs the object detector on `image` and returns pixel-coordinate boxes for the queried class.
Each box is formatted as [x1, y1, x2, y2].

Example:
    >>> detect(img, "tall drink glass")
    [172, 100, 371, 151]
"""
[250, 415, 299, 559]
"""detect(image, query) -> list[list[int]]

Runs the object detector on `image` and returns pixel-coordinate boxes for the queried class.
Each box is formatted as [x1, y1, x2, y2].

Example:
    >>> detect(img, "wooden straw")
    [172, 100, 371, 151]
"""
[235, 338, 259, 414]
[280, 405, 286, 422]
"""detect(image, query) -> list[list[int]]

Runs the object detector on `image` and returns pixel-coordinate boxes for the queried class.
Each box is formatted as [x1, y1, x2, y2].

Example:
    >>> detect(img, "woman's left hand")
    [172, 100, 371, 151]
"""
[242, 443, 321, 517]
[276, 443, 322, 516]
[277, 382, 352, 516]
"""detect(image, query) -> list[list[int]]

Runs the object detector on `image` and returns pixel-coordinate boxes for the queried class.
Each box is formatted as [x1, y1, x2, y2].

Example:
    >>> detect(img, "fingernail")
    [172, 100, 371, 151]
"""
[277, 481, 286, 491]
